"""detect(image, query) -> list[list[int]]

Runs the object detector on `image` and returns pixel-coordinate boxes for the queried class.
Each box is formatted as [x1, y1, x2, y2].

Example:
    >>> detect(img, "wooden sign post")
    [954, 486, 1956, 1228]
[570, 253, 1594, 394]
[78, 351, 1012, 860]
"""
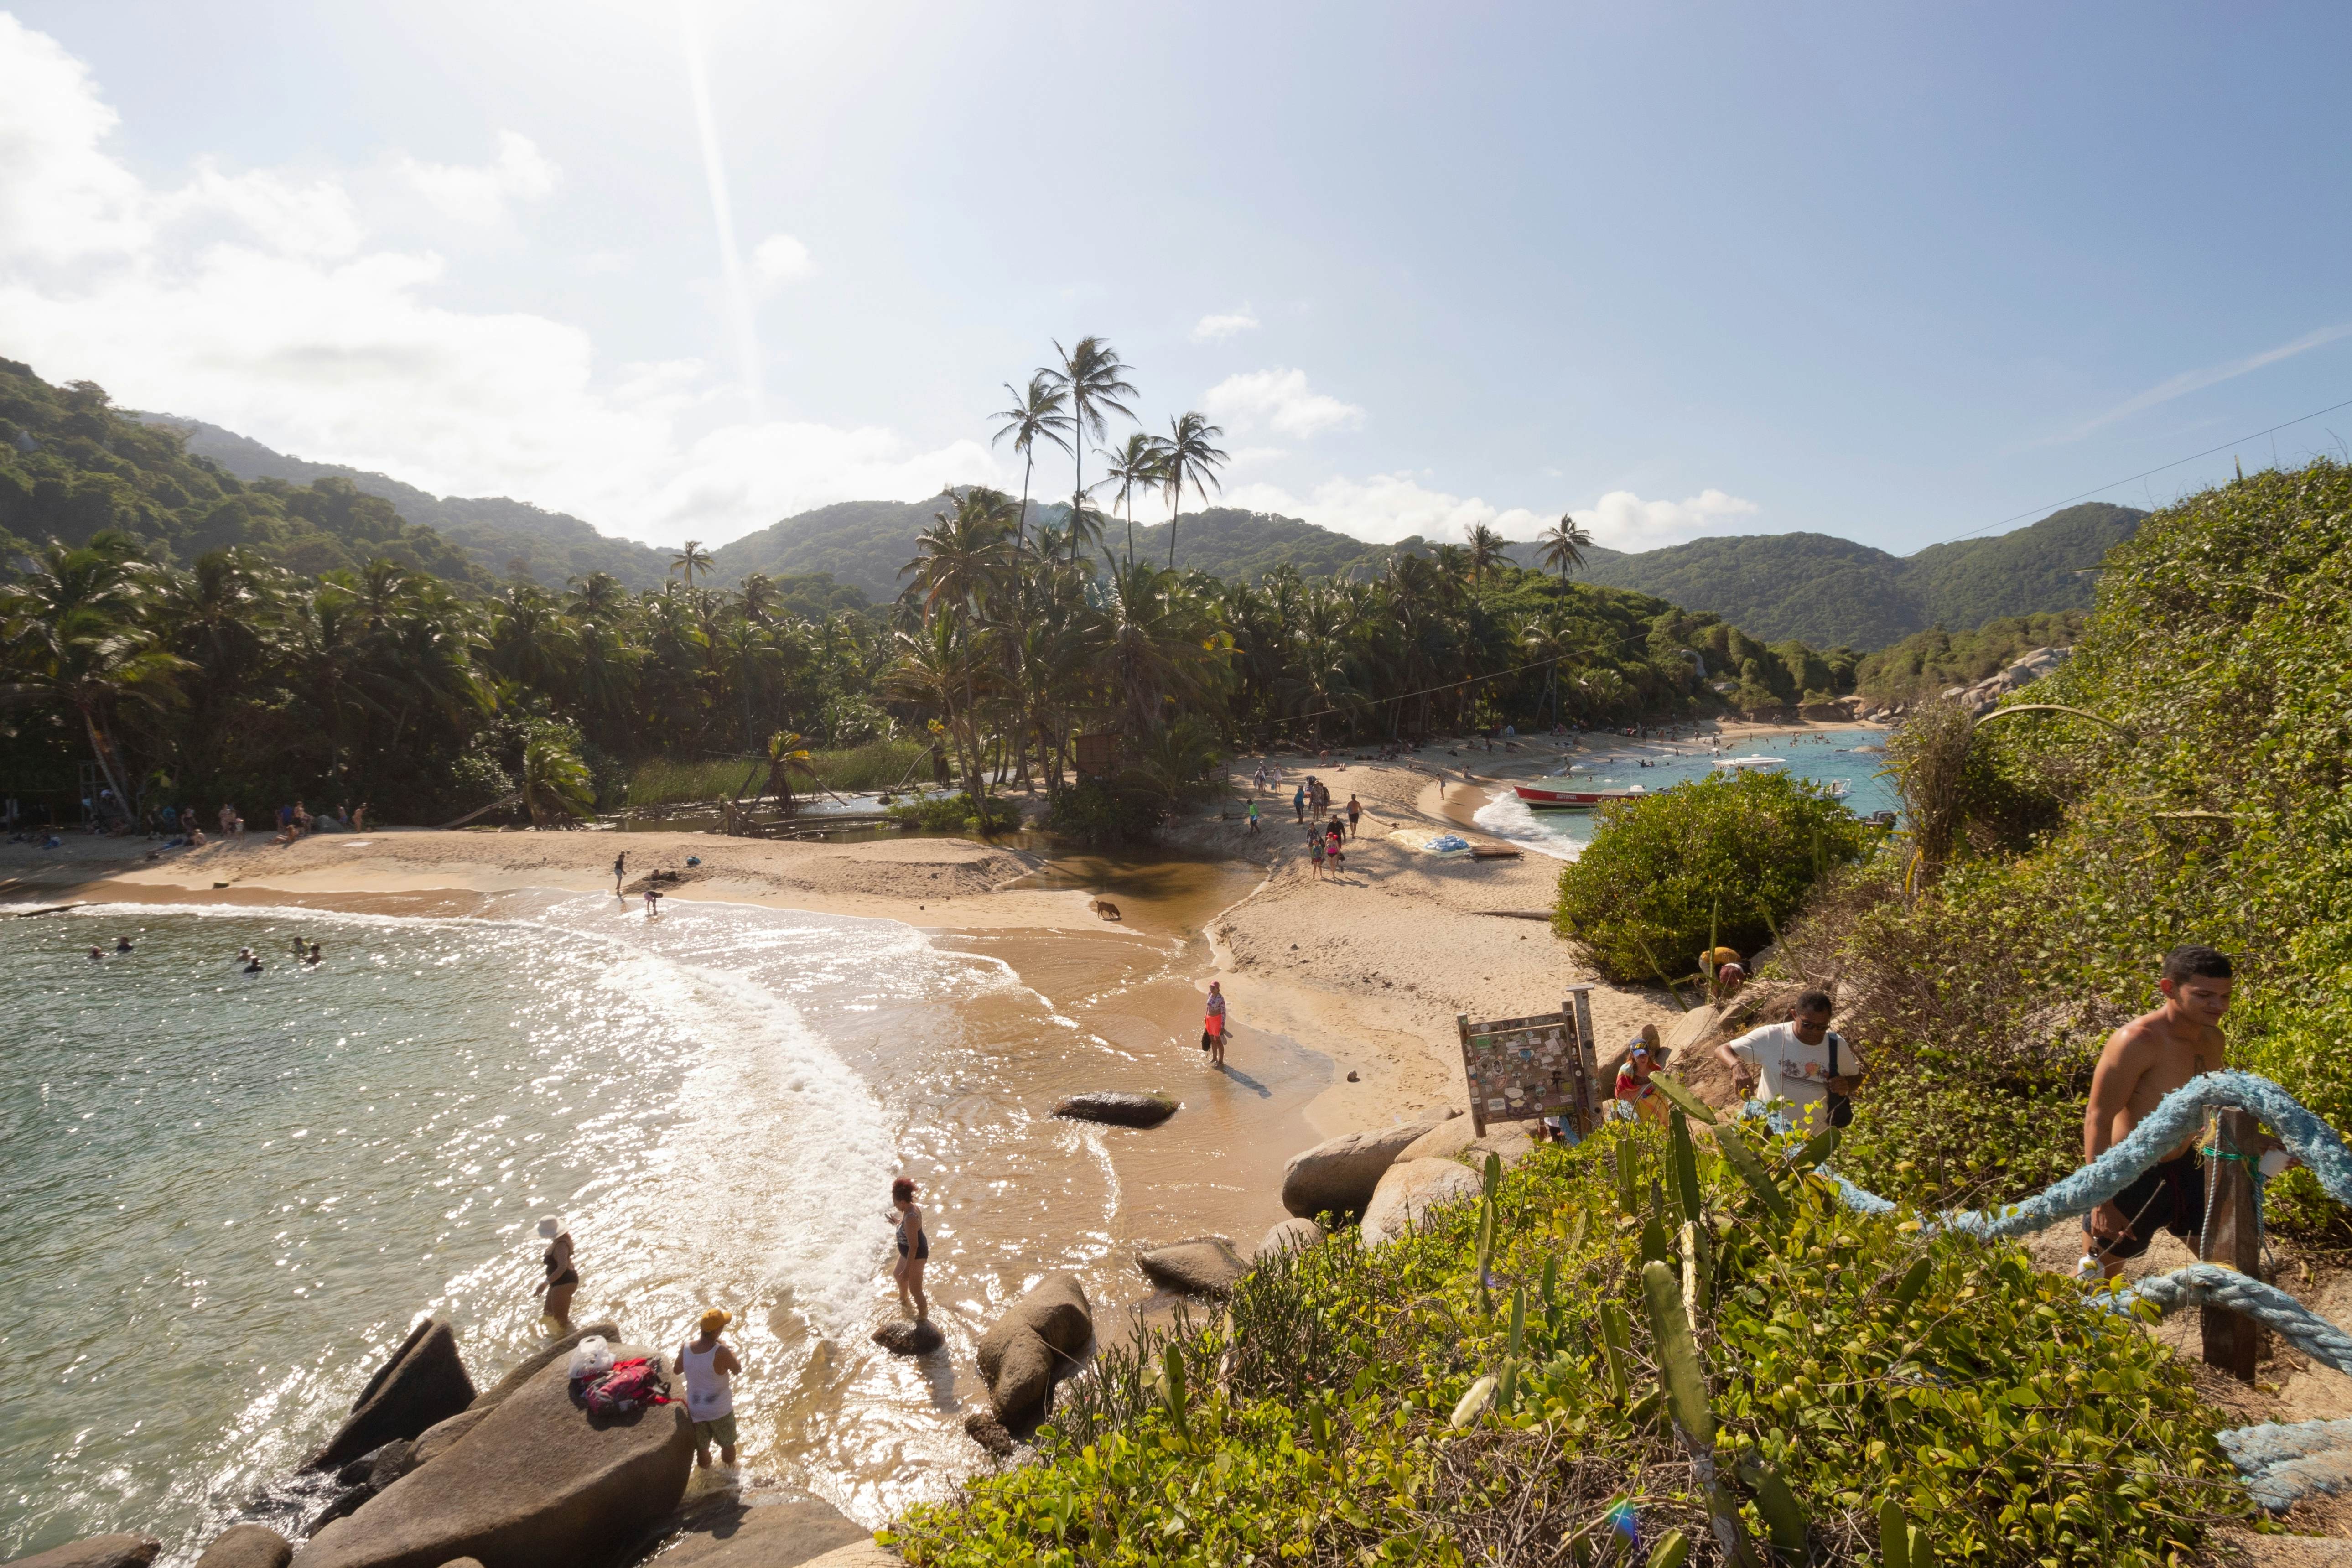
[2200, 1107, 2265, 1381]
[1457, 987, 1600, 1136]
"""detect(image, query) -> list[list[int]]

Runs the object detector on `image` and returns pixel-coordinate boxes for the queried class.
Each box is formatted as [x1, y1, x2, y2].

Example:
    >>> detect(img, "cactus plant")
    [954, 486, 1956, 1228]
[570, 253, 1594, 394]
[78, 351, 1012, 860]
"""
[1879, 1500, 1909, 1568]
[1714, 1123, 1793, 1221]
[1680, 1219, 1711, 1319]
[1641, 1259, 1755, 1567]
[1736, 1458, 1809, 1556]
[1596, 1299, 1632, 1403]
[1647, 1529, 1691, 1568]
[1614, 1136, 1640, 1215]
[1791, 1122, 1842, 1171]
[1647, 1070, 1718, 1124]
[1671, 1108, 1703, 1225]
[1154, 1342, 1189, 1435]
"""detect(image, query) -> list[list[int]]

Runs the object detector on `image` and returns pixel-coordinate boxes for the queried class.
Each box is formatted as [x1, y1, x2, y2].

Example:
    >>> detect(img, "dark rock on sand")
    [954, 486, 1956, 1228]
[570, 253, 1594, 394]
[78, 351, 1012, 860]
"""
[645, 1495, 868, 1568]
[962, 1409, 1016, 1459]
[1051, 1091, 1177, 1128]
[4, 1536, 161, 1568]
[291, 1342, 691, 1568]
[870, 1318, 945, 1356]
[1279, 1121, 1439, 1219]
[1255, 1217, 1322, 1260]
[192, 1525, 292, 1568]
[306, 1318, 477, 1471]
[975, 1273, 1092, 1431]
[465, 1323, 621, 1418]
[1138, 1237, 1250, 1297]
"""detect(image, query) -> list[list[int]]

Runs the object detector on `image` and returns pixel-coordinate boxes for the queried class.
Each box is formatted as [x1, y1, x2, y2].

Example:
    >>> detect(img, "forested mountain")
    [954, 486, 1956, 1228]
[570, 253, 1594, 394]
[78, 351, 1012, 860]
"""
[1525, 503, 2142, 648]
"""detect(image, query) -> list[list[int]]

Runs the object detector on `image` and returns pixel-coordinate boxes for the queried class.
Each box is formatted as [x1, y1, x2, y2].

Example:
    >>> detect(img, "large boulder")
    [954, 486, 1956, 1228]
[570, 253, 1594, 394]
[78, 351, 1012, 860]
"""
[1137, 1237, 1249, 1298]
[869, 1319, 944, 1356]
[290, 1344, 691, 1568]
[193, 1526, 292, 1568]
[467, 1322, 620, 1417]
[648, 1497, 868, 1568]
[1255, 1217, 1321, 1261]
[1051, 1091, 1177, 1128]
[1397, 1116, 1478, 1163]
[794, 1547, 894, 1568]
[1279, 1122, 1437, 1219]
[4, 1537, 160, 1568]
[1360, 1158, 1483, 1249]
[306, 1319, 477, 1470]
[400, 1408, 488, 1477]
[975, 1273, 1092, 1431]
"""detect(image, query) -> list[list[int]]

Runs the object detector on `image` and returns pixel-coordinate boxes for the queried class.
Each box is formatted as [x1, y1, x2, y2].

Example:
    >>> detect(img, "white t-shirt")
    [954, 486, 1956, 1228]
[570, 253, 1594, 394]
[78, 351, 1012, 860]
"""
[1726, 1023, 1863, 1112]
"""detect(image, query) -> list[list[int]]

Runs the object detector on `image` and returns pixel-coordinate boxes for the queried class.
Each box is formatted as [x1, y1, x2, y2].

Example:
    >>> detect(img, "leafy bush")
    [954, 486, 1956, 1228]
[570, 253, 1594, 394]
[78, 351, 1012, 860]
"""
[887, 791, 1019, 835]
[443, 749, 514, 813]
[1041, 776, 1166, 846]
[1552, 770, 1874, 984]
[891, 1117, 2235, 1567]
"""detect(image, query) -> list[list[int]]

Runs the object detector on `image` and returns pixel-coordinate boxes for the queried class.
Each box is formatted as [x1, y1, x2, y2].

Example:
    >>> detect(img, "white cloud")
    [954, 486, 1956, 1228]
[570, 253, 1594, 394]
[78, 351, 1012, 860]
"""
[0, 19, 987, 546]
[752, 232, 815, 286]
[396, 130, 559, 224]
[1220, 472, 1757, 550]
[2049, 321, 2352, 444]
[1190, 307, 1259, 343]
[1204, 367, 1364, 440]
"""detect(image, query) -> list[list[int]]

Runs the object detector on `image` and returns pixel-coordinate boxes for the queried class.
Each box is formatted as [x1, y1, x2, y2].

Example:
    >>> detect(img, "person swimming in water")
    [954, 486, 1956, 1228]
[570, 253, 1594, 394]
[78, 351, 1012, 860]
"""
[303, 941, 322, 966]
[890, 1177, 929, 1320]
[538, 1216, 579, 1330]
[88, 945, 104, 961]
[244, 956, 265, 974]
[114, 935, 134, 953]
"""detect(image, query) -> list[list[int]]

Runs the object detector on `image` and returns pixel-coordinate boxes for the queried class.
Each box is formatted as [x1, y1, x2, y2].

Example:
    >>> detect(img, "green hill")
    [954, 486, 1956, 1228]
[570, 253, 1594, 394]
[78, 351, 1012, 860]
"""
[1, 360, 489, 584]
[1518, 503, 2142, 648]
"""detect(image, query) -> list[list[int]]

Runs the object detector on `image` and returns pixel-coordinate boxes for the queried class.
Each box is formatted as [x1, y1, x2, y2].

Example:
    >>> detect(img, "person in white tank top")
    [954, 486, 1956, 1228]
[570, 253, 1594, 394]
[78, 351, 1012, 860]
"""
[675, 1308, 743, 1468]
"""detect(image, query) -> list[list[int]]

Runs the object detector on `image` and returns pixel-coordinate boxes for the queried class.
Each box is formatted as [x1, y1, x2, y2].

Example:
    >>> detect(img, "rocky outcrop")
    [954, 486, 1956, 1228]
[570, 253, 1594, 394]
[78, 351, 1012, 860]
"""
[1941, 646, 2071, 717]
[466, 1322, 620, 1418]
[1051, 1091, 1177, 1128]
[974, 1273, 1092, 1431]
[1397, 1116, 1478, 1163]
[192, 1526, 292, 1568]
[1360, 1159, 1483, 1249]
[1279, 1121, 1437, 1219]
[647, 1496, 868, 1568]
[793, 1546, 895, 1568]
[1137, 1237, 1249, 1297]
[1255, 1217, 1321, 1260]
[306, 1319, 477, 1471]
[869, 1319, 944, 1355]
[402, 1408, 489, 1475]
[4, 1536, 161, 1568]
[291, 1343, 691, 1568]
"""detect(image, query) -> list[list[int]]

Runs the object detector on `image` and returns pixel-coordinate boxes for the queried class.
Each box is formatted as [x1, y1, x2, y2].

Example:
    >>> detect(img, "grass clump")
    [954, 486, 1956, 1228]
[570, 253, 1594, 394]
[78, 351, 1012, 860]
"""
[1552, 770, 1874, 986]
[890, 1117, 2236, 1568]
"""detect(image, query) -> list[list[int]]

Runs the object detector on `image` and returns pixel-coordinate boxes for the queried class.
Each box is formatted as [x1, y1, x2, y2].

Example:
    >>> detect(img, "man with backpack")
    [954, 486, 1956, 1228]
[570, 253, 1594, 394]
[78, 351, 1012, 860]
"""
[1714, 990, 1863, 1133]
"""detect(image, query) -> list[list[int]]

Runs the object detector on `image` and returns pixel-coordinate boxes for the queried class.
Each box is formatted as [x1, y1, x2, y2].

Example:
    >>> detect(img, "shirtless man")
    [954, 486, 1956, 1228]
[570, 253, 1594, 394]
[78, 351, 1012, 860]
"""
[2080, 945, 2268, 1278]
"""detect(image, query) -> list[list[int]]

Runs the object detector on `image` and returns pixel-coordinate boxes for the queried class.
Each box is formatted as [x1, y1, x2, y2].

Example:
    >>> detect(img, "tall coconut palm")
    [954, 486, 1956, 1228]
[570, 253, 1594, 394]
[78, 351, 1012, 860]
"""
[1464, 523, 1508, 585]
[1155, 411, 1229, 569]
[1041, 336, 1137, 507]
[671, 539, 715, 591]
[991, 373, 1074, 544]
[1099, 432, 1166, 570]
[520, 728, 596, 825]
[0, 542, 187, 811]
[1537, 513, 1594, 583]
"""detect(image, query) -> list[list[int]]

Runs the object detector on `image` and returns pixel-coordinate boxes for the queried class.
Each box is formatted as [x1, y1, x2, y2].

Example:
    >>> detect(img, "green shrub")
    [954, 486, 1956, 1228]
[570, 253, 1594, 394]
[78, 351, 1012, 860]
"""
[1552, 770, 1874, 984]
[886, 791, 1019, 834]
[891, 1119, 2236, 1567]
[1041, 776, 1166, 846]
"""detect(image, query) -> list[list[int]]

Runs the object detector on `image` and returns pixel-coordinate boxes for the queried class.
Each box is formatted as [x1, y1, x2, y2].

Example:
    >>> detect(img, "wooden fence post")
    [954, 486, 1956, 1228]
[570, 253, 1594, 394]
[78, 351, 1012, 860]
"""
[2201, 1107, 2265, 1381]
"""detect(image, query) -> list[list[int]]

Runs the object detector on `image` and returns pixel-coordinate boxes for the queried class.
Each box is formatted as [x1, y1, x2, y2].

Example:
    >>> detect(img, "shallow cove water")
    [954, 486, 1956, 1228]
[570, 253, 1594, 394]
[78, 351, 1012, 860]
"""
[0, 857, 1312, 1562]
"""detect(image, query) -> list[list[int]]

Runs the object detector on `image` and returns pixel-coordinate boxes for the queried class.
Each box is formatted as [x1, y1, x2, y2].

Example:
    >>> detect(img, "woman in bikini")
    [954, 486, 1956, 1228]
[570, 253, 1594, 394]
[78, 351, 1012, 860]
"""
[538, 1216, 579, 1330]
[890, 1177, 929, 1320]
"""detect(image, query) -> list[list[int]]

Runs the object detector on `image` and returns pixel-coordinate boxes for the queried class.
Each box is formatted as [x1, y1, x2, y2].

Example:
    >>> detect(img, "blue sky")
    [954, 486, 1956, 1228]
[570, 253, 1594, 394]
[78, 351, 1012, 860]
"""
[2, 2, 2347, 555]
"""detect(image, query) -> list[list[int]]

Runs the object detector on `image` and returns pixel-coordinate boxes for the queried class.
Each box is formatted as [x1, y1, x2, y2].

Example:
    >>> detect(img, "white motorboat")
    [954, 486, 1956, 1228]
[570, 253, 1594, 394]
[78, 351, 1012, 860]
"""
[1711, 755, 1786, 771]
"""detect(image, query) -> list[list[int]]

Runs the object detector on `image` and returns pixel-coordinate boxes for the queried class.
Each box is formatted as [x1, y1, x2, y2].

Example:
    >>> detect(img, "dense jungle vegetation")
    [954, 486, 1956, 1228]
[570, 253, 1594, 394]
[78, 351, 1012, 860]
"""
[0, 348, 1870, 831]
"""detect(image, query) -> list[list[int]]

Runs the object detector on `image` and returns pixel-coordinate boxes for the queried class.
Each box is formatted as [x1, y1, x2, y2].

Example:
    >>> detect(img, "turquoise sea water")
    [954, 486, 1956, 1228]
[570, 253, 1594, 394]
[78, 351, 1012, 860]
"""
[1471, 727, 1900, 857]
[0, 893, 1083, 1562]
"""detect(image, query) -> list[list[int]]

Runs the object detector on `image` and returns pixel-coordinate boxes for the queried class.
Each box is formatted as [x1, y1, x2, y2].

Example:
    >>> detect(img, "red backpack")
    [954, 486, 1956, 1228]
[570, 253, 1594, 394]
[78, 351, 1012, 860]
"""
[582, 1357, 670, 1416]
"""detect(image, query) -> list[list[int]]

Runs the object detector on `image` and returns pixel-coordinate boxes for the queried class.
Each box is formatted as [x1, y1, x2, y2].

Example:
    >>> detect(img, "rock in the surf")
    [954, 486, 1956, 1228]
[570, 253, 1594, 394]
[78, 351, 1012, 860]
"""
[192, 1525, 292, 1568]
[1279, 1121, 1438, 1219]
[304, 1318, 477, 1471]
[1361, 1158, 1484, 1249]
[1138, 1237, 1250, 1297]
[303, 1487, 373, 1540]
[975, 1273, 1092, 1431]
[1255, 1217, 1322, 1260]
[291, 1343, 691, 1568]
[4, 1536, 161, 1568]
[1051, 1091, 1178, 1128]
[962, 1408, 1016, 1459]
[870, 1318, 945, 1355]
[641, 1495, 868, 1568]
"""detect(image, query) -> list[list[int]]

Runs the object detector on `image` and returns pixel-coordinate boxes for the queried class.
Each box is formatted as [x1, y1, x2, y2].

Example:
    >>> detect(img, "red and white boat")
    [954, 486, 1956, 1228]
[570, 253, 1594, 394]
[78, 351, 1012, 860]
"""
[1513, 782, 1647, 810]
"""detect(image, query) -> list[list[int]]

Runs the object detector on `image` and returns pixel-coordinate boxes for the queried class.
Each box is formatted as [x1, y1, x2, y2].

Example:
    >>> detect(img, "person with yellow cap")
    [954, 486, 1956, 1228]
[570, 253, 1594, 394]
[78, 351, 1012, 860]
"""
[676, 1308, 742, 1468]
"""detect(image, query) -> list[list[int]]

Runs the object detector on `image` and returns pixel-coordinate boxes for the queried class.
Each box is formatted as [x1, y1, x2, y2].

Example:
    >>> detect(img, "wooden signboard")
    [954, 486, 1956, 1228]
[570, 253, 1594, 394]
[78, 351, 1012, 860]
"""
[1457, 987, 1599, 1137]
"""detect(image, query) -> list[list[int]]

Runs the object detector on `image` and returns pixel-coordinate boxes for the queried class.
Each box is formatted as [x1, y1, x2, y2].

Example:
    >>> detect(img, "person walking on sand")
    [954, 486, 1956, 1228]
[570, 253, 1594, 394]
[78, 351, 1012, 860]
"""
[537, 1217, 579, 1330]
[1246, 798, 1260, 835]
[1325, 818, 1345, 874]
[890, 1178, 930, 1319]
[676, 1309, 742, 1469]
[1308, 828, 1325, 879]
[1203, 980, 1228, 1067]
[1293, 782, 1306, 823]
[1346, 794, 1362, 839]
[644, 884, 662, 919]
[613, 850, 627, 896]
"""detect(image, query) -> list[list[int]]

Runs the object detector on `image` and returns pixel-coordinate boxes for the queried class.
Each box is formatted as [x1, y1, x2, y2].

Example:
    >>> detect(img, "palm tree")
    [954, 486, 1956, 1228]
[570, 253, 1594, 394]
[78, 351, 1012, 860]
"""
[0, 542, 187, 812]
[1537, 513, 1594, 583]
[1464, 523, 1508, 585]
[762, 729, 822, 808]
[1100, 432, 1166, 569]
[991, 373, 1074, 544]
[1156, 411, 1229, 569]
[671, 540, 715, 591]
[520, 729, 596, 825]
[904, 488, 1019, 617]
[1041, 337, 1137, 507]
